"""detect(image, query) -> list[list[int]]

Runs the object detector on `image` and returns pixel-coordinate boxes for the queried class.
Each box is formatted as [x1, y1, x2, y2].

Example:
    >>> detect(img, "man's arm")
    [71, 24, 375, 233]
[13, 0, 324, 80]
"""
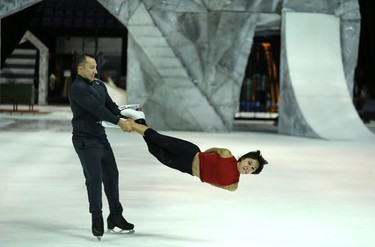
[100, 80, 121, 115]
[70, 81, 119, 124]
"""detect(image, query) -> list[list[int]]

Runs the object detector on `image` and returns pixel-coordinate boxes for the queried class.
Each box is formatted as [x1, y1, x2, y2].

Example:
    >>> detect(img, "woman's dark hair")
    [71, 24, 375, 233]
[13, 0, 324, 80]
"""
[238, 150, 268, 175]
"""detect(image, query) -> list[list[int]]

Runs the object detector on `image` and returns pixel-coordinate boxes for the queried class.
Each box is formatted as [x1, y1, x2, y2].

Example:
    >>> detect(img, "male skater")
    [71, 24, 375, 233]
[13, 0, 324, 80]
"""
[69, 53, 133, 240]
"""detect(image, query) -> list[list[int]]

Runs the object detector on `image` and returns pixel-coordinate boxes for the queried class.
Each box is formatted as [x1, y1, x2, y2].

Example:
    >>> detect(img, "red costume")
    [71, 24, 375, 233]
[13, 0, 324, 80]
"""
[198, 152, 240, 186]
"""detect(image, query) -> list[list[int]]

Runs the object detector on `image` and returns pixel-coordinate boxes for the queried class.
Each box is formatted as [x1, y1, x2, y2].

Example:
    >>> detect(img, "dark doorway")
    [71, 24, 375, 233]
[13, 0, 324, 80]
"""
[1, 0, 128, 104]
[237, 32, 280, 121]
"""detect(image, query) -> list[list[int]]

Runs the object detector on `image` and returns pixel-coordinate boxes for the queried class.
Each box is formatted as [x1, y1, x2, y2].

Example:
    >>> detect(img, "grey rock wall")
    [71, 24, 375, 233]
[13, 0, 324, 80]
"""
[1, 0, 362, 138]
[0, 0, 41, 18]
[98, 0, 361, 134]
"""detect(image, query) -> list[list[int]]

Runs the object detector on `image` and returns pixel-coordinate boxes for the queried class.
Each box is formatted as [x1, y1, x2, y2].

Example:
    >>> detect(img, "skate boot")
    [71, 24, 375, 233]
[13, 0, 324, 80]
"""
[118, 104, 142, 111]
[92, 217, 104, 240]
[107, 213, 134, 233]
[101, 121, 119, 128]
[120, 108, 145, 120]
[120, 108, 147, 126]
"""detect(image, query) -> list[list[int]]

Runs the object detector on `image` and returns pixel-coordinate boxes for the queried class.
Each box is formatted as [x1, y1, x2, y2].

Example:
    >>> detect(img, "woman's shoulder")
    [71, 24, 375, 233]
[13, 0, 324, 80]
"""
[218, 148, 233, 158]
[204, 147, 232, 155]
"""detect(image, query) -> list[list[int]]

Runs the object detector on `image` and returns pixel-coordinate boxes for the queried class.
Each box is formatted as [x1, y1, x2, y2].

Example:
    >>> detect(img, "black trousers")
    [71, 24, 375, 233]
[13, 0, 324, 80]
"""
[143, 128, 201, 175]
[72, 136, 123, 219]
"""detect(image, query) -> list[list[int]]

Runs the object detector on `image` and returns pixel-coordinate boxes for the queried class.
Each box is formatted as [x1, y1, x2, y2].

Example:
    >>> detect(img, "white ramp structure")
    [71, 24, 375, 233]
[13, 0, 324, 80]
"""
[278, 12, 374, 140]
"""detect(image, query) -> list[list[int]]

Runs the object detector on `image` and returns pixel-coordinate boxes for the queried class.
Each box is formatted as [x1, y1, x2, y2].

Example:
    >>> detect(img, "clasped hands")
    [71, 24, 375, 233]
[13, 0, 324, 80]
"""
[117, 118, 134, 132]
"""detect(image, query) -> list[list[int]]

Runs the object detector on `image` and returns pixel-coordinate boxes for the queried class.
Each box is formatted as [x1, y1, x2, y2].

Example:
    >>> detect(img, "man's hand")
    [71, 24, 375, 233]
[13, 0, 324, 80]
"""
[117, 119, 132, 132]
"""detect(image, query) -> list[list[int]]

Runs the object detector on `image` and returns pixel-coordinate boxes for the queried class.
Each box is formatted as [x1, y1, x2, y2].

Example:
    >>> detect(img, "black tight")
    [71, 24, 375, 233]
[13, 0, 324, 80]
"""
[143, 128, 201, 175]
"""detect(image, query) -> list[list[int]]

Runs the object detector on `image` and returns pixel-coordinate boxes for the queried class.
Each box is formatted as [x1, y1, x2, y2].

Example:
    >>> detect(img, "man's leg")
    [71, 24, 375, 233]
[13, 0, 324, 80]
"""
[72, 137, 105, 239]
[101, 142, 122, 213]
[73, 138, 104, 217]
[102, 142, 134, 231]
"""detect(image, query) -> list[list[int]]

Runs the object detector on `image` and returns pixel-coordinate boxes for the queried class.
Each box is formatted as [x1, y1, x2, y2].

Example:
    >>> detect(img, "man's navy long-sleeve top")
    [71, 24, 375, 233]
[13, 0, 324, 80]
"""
[69, 75, 120, 136]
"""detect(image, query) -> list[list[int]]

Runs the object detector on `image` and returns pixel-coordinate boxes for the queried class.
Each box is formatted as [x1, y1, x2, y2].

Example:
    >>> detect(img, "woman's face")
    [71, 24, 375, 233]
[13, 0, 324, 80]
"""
[78, 57, 97, 81]
[237, 157, 259, 174]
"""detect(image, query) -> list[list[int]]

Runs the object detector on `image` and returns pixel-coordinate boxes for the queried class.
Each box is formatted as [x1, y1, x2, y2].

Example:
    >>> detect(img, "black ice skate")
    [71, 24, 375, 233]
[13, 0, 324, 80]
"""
[92, 217, 104, 240]
[107, 214, 135, 234]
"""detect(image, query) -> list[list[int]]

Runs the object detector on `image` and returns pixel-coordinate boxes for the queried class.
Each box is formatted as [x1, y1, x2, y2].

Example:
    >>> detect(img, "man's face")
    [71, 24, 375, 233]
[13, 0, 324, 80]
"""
[78, 57, 97, 81]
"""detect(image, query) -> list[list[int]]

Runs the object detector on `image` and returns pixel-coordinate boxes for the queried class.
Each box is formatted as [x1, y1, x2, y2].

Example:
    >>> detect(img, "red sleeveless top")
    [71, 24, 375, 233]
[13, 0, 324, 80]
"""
[198, 152, 240, 186]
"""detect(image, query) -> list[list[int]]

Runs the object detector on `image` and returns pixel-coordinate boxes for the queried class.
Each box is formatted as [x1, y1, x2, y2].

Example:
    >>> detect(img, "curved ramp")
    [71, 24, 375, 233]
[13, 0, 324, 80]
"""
[279, 12, 374, 140]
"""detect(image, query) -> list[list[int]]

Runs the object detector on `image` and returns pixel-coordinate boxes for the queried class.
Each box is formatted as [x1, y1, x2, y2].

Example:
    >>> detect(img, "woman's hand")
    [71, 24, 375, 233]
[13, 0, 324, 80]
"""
[117, 119, 133, 132]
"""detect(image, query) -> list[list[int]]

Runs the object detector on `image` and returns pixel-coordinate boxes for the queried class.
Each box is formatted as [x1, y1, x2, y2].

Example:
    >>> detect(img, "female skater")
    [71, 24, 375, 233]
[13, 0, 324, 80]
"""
[121, 108, 268, 191]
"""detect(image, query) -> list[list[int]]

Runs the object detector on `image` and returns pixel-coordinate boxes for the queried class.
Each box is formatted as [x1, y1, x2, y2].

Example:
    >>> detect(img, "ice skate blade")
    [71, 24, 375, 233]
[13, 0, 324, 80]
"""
[96, 236, 102, 241]
[107, 228, 135, 234]
[120, 108, 145, 120]
[118, 104, 142, 111]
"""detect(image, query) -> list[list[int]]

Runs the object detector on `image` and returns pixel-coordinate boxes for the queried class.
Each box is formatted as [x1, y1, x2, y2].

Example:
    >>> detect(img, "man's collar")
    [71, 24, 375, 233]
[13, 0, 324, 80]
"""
[77, 74, 92, 84]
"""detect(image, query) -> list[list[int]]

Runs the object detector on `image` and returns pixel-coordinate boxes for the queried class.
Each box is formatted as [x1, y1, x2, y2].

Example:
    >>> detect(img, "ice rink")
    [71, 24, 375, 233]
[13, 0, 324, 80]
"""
[0, 107, 375, 247]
